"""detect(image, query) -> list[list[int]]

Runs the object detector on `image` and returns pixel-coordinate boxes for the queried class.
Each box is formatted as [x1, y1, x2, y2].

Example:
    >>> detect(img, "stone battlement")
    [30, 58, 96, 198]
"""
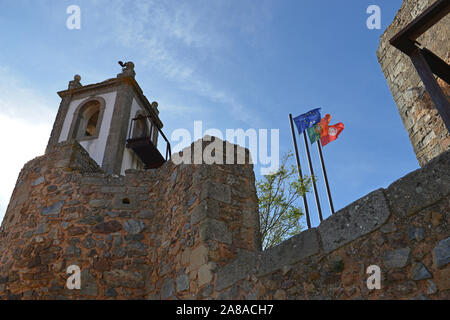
[0, 138, 449, 300]
[0, 139, 259, 299]
[214, 150, 449, 299]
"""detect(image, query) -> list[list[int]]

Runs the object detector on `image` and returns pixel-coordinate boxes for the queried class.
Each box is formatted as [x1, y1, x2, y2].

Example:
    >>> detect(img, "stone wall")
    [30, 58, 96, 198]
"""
[0, 139, 259, 299]
[209, 150, 450, 300]
[0, 138, 449, 300]
[377, 0, 450, 167]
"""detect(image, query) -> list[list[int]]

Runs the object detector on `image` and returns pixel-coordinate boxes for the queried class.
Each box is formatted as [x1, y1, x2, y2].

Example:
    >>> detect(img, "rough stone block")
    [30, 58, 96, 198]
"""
[198, 263, 215, 287]
[434, 267, 450, 291]
[31, 177, 45, 186]
[89, 199, 110, 208]
[257, 228, 320, 276]
[100, 186, 127, 193]
[385, 150, 450, 216]
[408, 226, 425, 241]
[35, 223, 49, 235]
[190, 245, 208, 270]
[40, 201, 64, 217]
[199, 219, 232, 245]
[80, 176, 106, 185]
[410, 262, 432, 281]
[432, 237, 450, 268]
[176, 275, 189, 292]
[318, 189, 390, 253]
[91, 221, 122, 234]
[242, 209, 259, 229]
[103, 270, 145, 288]
[136, 210, 154, 219]
[80, 269, 98, 296]
[383, 247, 411, 269]
[216, 250, 257, 291]
[161, 278, 175, 299]
[124, 219, 145, 235]
[200, 180, 231, 204]
[190, 200, 219, 225]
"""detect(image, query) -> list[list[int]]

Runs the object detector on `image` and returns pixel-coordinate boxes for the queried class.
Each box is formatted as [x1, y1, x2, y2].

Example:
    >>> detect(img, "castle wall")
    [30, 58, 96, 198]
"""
[209, 150, 450, 299]
[0, 138, 448, 300]
[377, 0, 450, 167]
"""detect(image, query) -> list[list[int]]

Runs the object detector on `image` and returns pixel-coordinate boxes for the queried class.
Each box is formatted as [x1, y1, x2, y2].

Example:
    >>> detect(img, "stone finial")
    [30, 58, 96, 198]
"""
[68, 74, 82, 89]
[151, 101, 159, 114]
[117, 61, 136, 78]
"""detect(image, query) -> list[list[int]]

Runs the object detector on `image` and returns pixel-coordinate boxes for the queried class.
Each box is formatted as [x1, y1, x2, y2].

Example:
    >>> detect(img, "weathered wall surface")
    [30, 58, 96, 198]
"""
[0, 140, 259, 299]
[210, 150, 450, 300]
[0, 139, 449, 300]
[377, 0, 450, 167]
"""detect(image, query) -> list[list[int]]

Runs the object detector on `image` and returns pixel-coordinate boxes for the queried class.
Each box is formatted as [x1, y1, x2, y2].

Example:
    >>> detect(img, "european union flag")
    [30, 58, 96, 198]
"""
[293, 108, 321, 135]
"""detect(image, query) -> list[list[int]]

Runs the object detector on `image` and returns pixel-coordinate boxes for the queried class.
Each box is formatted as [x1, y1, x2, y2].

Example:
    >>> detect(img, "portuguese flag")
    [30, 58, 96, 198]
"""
[307, 114, 331, 144]
[320, 122, 345, 147]
[307, 114, 344, 147]
[306, 125, 320, 144]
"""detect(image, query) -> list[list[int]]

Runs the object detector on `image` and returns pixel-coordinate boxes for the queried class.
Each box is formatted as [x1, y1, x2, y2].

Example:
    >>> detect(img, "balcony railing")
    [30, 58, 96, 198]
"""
[126, 114, 171, 169]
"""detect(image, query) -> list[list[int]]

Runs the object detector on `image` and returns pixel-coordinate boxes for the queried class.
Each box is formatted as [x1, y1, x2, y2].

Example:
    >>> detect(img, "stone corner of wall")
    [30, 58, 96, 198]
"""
[385, 149, 450, 218]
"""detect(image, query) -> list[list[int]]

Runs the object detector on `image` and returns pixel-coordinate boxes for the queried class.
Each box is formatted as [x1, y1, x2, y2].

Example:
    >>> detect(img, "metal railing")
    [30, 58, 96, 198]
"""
[127, 114, 172, 161]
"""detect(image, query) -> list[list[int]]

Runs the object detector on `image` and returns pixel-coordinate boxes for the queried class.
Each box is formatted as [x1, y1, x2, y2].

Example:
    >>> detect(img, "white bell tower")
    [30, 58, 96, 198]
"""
[46, 62, 170, 175]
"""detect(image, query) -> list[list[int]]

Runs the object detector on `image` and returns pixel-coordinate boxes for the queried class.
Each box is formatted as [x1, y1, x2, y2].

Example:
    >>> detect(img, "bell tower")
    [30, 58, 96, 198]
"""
[46, 62, 170, 175]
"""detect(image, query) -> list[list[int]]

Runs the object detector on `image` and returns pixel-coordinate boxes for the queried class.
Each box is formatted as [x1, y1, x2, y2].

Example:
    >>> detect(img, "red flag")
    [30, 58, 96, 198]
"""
[318, 114, 331, 137]
[321, 122, 344, 147]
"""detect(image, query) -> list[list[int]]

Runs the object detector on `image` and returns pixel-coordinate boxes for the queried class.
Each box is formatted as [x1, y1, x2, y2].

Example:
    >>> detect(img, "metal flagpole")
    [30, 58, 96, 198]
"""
[302, 132, 324, 223]
[289, 114, 311, 229]
[316, 142, 335, 215]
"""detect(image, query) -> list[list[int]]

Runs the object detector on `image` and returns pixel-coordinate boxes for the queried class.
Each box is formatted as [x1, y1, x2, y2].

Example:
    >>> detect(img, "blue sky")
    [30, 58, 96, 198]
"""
[0, 0, 418, 227]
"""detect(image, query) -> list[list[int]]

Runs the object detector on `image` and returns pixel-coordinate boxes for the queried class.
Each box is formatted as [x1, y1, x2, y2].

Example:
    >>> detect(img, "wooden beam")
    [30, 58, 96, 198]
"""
[421, 48, 450, 85]
[390, 0, 450, 54]
[409, 48, 450, 133]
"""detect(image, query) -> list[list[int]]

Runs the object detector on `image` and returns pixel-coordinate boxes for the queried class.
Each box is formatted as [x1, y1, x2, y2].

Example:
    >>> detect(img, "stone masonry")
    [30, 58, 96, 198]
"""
[0, 137, 449, 300]
[377, 0, 450, 167]
[0, 139, 260, 299]
[212, 150, 450, 300]
[0, 0, 449, 301]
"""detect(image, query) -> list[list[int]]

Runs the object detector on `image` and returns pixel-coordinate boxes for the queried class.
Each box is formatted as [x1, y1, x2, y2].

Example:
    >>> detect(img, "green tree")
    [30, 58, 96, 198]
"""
[257, 152, 313, 250]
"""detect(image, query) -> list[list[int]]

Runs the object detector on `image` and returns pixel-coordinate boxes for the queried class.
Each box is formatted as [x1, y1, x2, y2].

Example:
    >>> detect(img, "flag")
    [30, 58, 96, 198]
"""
[321, 122, 345, 147]
[293, 108, 321, 135]
[306, 125, 321, 144]
[318, 114, 331, 137]
[307, 114, 332, 144]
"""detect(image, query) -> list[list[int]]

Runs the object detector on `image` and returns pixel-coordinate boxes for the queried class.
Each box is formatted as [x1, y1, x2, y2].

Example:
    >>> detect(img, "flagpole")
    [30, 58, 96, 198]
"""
[302, 132, 324, 223]
[289, 114, 311, 229]
[317, 142, 335, 215]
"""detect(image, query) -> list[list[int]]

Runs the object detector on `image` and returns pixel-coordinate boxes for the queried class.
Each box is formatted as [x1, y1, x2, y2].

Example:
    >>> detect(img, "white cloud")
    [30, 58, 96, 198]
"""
[100, 0, 265, 126]
[0, 69, 53, 223]
[0, 115, 51, 221]
[0, 67, 55, 124]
